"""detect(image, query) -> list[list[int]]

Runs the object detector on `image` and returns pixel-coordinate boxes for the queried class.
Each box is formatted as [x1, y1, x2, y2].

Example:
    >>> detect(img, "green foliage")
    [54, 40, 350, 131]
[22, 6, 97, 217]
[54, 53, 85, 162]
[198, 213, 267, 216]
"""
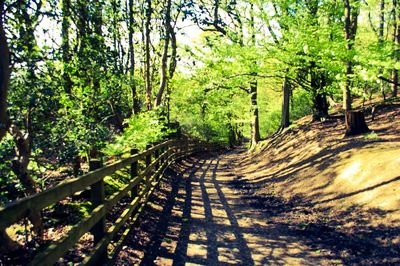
[1, 0, 398, 206]
[291, 89, 314, 120]
[364, 132, 379, 139]
[103, 111, 173, 156]
[0, 134, 20, 205]
[171, 71, 248, 145]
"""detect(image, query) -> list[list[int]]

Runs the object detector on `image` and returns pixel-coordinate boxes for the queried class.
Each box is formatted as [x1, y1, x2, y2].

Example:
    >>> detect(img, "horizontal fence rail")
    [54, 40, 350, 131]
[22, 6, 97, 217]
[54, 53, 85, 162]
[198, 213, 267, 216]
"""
[0, 138, 215, 266]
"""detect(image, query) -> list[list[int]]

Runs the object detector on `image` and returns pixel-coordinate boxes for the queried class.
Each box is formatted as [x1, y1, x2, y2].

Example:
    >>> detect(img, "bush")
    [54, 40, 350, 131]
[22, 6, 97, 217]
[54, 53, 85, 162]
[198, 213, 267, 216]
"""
[103, 111, 174, 156]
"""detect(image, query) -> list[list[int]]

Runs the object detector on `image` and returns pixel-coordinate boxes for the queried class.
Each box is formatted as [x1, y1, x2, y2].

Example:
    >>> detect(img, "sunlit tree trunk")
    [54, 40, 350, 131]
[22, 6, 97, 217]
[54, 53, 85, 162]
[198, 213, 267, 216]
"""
[343, 0, 358, 112]
[145, 0, 152, 110]
[155, 0, 172, 107]
[128, 0, 140, 114]
[343, 0, 369, 135]
[392, 0, 399, 97]
[249, 3, 260, 147]
[166, 24, 177, 117]
[250, 80, 260, 147]
[379, 0, 386, 100]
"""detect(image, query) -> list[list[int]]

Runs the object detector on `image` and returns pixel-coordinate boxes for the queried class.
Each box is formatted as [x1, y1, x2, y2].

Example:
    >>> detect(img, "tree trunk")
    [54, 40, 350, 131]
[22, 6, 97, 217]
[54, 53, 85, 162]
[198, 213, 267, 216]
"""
[144, 0, 152, 110]
[343, 0, 359, 111]
[250, 79, 260, 147]
[9, 124, 43, 235]
[312, 93, 329, 121]
[345, 111, 370, 136]
[344, 0, 363, 134]
[392, 0, 399, 97]
[92, 0, 104, 94]
[0, 0, 18, 251]
[281, 76, 290, 128]
[343, 59, 353, 111]
[128, 0, 140, 114]
[249, 4, 260, 148]
[165, 25, 177, 118]
[0, 0, 8, 140]
[310, 64, 329, 121]
[392, 69, 398, 97]
[379, 0, 386, 100]
[61, 0, 72, 94]
[155, 0, 172, 107]
[169, 26, 178, 80]
[17, 1, 43, 236]
[108, 100, 124, 131]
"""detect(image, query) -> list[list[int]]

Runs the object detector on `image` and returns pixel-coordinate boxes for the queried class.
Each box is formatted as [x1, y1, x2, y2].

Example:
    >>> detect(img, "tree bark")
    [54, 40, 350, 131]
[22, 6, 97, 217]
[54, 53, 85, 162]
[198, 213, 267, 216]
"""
[281, 76, 291, 128]
[345, 111, 370, 136]
[145, 0, 152, 110]
[61, 0, 72, 94]
[0, 0, 9, 141]
[108, 100, 124, 131]
[0, 0, 19, 252]
[14, 0, 43, 237]
[92, 0, 104, 93]
[310, 62, 329, 121]
[169, 26, 178, 80]
[9, 124, 43, 235]
[250, 79, 260, 147]
[379, 0, 386, 100]
[165, 24, 177, 119]
[343, 0, 359, 111]
[343, 0, 368, 135]
[392, 0, 399, 97]
[249, 3, 260, 148]
[155, 0, 172, 107]
[312, 93, 329, 121]
[128, 0, 140, 114]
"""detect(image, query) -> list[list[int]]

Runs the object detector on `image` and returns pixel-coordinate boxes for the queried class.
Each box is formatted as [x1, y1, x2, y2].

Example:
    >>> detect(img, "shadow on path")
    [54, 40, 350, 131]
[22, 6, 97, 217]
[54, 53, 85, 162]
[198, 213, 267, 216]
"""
[115, 153, 342, 266]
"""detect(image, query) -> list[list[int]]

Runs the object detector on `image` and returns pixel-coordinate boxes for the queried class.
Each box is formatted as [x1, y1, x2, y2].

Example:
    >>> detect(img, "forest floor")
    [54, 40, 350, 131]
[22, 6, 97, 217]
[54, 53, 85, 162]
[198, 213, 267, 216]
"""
[115, 102, 400, 265]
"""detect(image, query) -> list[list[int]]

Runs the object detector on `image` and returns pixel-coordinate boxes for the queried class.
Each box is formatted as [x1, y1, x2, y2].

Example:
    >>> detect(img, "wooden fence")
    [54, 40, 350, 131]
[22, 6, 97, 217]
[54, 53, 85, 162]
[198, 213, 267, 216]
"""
[0, 139, 210, 265]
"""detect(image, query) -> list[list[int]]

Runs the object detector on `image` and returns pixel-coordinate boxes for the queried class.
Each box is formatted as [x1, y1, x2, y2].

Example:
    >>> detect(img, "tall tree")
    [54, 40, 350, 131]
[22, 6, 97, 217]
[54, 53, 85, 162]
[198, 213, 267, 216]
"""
[11, 0, 43, 235]
[128, 0, 140, 114]
[343, 0, 369, 135]
[145, 0, 153, 110]
[0, 0, 8, 141]
[343, 0, 359, 111]
[0, 0, 17, 251]
[249, 3, 260, 146]
[155, 0, 172, 107]
[61, 0, 72, 94]
[189, 0, 261, 144]
[392, 0, 399, 97]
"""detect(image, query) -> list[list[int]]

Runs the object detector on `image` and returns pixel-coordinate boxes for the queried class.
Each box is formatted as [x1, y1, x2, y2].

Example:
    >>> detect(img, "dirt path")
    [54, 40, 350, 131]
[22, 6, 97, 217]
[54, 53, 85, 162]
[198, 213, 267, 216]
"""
[115, 151, 343, 266]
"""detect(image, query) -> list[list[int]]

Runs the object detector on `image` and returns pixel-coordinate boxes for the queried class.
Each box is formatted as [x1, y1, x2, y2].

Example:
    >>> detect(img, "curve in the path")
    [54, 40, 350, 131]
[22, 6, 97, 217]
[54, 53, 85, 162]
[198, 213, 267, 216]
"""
[115, 151, 342, 266]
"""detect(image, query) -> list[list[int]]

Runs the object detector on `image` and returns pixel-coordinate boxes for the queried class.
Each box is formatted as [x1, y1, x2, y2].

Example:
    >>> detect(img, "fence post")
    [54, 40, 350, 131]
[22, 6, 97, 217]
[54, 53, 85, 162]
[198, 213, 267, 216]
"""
[130, 149, 139, 198]
[89, 159, 105, 244]
[154, 145, 160, 171]
[161, 146, 165, 165]
[175, 142, 181, 159]
[145, 144, 152, 188]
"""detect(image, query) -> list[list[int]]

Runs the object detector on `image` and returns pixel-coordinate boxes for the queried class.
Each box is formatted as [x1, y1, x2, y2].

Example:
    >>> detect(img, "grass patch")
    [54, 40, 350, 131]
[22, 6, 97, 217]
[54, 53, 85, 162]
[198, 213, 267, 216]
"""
[363, 132, 379, 139]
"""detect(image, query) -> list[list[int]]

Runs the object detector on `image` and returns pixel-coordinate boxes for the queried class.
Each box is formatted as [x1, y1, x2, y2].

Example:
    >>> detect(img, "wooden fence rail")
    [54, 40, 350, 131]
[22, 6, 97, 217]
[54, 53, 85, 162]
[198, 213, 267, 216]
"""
[0, 138, 211, 266]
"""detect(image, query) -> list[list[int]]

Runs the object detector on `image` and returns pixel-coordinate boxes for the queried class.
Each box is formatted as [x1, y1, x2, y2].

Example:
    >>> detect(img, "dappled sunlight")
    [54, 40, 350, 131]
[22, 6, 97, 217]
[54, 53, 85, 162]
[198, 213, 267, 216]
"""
[112, 106, 400, 266]
[115, 155, 337, 265]
[337, 161, 363, 184]
[225, 107, 400, 265]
